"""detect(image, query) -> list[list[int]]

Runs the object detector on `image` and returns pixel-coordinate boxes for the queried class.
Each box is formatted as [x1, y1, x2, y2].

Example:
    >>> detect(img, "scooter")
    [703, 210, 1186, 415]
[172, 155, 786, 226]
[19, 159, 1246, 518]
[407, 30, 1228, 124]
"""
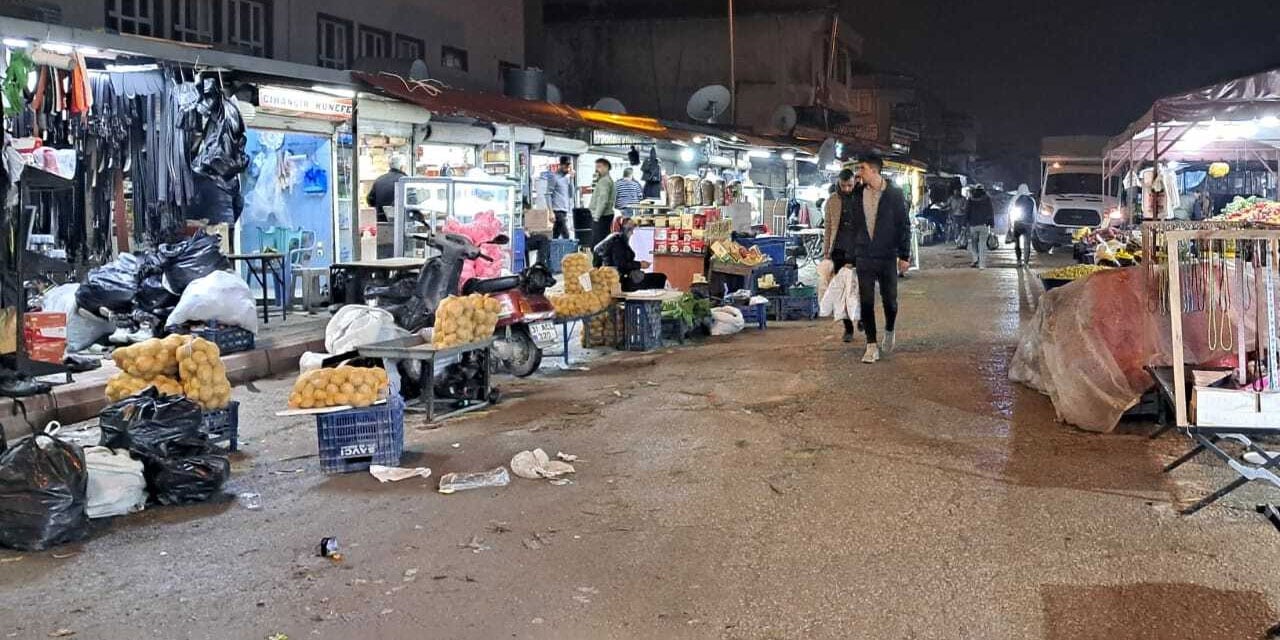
[363, 231, 504, 332]
[462, 263, 558, 377]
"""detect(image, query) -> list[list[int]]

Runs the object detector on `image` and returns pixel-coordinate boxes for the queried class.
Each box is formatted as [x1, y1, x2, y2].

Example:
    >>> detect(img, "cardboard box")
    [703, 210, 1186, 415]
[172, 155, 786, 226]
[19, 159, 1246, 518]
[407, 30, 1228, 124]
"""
[1193, 387, 1280, 429]
[23, 311, 66, 364]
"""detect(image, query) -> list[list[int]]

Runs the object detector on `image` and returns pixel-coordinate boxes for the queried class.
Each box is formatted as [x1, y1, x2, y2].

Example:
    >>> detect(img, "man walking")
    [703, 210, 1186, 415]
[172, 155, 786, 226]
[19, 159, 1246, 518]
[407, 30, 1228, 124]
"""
[837, 155, 912, 364]
[588, 158, 617, 248]
[537, 156, 574, 239]
[965, 184, 995, 269]
[1009, 183, 1036, 266]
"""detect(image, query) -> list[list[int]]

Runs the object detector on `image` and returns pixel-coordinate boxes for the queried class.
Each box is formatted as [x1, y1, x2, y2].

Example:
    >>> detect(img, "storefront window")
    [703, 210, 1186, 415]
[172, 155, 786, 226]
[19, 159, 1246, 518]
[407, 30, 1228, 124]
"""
[416, 144, 476, 177]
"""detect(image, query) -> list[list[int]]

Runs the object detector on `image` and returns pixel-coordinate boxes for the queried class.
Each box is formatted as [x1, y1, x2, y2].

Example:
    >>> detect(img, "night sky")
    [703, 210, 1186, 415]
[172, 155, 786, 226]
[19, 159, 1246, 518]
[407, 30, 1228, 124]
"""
[549, 0, 1280, 154]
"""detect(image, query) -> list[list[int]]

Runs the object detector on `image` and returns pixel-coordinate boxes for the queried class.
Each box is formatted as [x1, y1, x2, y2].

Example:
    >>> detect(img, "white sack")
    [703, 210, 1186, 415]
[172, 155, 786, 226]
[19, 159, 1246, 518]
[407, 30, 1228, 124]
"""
[42, 283, 114, 352]
[325, 305, 407, 355]
[819, 266, 860, 322]
[816, 259, 835, 302]
[166, 271, 260, 333]
[710, 306, 745, 336]
[84, 446, 147, 519]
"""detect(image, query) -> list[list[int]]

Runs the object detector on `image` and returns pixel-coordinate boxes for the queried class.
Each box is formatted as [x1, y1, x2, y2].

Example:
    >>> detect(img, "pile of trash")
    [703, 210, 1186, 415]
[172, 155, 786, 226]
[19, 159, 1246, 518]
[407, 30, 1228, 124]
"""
[39, 229, 256, 355]
[0, 389, 232, 551]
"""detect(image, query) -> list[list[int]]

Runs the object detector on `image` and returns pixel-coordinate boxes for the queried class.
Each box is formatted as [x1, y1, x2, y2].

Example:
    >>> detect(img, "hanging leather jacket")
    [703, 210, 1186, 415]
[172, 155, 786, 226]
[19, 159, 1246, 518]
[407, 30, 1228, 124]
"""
[188, 78, 248, 190]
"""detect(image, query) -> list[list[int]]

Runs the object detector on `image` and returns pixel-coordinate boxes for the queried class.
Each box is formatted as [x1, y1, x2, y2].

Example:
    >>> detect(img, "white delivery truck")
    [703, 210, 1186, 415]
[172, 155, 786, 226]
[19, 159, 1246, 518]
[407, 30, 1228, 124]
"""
[1033, 136, 1118, 253]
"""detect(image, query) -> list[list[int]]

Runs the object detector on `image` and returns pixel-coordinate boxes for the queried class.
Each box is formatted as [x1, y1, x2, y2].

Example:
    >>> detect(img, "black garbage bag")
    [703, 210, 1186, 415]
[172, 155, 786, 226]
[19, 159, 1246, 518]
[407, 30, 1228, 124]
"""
[159, 230, 231, 295]
[0, 430, 89, 550]
[76, 253, 140, 319]
[135, 274, 180, 315]
[99, 388, 204, 457]
[143, 445, 229, 506]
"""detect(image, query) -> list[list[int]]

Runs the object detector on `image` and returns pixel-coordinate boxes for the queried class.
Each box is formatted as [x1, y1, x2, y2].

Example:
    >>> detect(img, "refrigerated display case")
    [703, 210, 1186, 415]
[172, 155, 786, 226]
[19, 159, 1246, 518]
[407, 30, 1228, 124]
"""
[393, 176, 519, 268]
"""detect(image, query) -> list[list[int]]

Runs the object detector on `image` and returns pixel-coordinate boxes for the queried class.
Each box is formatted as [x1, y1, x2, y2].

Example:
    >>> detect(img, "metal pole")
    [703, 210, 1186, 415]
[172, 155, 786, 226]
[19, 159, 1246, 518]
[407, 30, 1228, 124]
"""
[728, 0, 736, 125]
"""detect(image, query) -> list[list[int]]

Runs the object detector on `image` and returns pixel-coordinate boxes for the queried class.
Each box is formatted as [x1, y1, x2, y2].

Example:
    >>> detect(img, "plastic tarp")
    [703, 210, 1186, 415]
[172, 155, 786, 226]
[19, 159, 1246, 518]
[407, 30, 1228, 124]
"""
[1011, 267, 1257, 432]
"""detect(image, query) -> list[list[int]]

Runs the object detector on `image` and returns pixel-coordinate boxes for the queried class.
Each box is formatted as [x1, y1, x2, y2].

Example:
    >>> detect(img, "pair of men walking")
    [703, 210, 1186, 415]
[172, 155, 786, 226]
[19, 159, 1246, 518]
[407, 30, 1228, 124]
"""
[822, 154, 912, 364]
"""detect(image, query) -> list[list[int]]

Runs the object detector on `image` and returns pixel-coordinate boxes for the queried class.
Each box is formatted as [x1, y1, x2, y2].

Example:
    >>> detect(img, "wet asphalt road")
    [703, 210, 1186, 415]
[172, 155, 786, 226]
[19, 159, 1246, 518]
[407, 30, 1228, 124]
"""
[2, 244, 1280, 639]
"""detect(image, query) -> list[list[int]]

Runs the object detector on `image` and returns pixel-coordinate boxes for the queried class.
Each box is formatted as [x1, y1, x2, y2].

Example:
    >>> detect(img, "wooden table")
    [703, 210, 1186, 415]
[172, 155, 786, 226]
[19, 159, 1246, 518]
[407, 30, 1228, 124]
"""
[330, 258, 427, 305]
[227, 252, 286, 324]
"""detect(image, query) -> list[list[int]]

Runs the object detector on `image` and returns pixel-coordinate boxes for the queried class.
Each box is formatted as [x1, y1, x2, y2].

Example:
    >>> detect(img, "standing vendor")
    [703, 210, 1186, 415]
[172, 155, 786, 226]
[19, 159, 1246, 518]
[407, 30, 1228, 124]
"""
[594, 217, 667, 292]
[589, 158, 617, 248]
[537, 156, 574, 239]
[366, 155, 406, 222]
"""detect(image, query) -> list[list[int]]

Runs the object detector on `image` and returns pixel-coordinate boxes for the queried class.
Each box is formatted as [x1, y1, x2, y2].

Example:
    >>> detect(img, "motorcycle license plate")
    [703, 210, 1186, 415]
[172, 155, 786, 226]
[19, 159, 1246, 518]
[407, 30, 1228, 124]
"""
[530, 322, 558, 348]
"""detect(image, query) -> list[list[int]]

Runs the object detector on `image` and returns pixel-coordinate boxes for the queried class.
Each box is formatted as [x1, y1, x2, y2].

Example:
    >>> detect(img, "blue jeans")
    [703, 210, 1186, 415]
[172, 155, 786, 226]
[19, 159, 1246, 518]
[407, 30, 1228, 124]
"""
[969, 225, 991, 268]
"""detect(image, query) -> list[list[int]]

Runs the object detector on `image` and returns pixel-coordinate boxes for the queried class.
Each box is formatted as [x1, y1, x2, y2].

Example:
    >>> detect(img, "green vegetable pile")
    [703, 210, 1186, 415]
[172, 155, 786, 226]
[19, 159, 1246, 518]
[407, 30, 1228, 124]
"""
[662, 293, 712, 325]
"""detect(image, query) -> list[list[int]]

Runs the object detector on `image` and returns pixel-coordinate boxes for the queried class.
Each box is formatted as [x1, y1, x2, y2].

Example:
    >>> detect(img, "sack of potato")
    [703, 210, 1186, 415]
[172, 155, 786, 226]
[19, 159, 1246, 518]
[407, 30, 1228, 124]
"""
[111, 334, 191, 378]
[105, 371, 183, 401]
[288, 365, 389, 409]
[432, 294, 501, 349]
[176, 337, 232, 410]
[590, 266, 621, 295]
[583, 304, 620, 347]
[561, 252, 592, 294]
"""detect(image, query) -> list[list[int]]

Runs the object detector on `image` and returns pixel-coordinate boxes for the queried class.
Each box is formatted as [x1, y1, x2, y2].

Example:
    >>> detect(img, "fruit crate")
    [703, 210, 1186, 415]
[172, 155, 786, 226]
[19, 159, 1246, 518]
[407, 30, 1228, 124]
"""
[733, 302, 768, 330]
[750, 264, 799, 295]
[315, 395, 405, 473]
[201, 401, 240, 451]
[192, 323, 255, 355]
[622, 300, 664, 351]
[770, 295, 819, 321]
[549, 239, 580, 275]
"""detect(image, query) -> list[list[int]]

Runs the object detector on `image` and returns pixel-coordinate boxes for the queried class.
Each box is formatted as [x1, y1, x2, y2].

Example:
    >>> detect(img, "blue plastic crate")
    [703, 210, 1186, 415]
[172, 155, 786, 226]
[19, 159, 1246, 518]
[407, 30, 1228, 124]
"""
[750, 264, 799, 295]
[737, 236, 788, 266]
[192, 324, 255, 355]
[733, 302, 768, 330]
[315, 395, 405, 474]
[770, 295, 819, 321]
[512, 229, 528, 273]
[623, 300, 664, 351]
[549, 239, 580, 275]
[201, 401, 240, 451]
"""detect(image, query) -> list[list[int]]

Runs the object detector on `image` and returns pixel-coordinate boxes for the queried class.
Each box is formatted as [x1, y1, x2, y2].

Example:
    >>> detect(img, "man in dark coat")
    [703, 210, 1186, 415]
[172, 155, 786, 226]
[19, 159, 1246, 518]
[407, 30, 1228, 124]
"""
[839, 154, 912, 364]
[593, 217, 668, 292]
[965, 184, 995, 269]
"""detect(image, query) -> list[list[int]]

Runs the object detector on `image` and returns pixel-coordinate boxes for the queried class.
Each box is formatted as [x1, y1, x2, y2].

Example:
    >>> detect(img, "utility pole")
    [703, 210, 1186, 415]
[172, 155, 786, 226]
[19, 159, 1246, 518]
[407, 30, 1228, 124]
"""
[728, 0, 736, 124]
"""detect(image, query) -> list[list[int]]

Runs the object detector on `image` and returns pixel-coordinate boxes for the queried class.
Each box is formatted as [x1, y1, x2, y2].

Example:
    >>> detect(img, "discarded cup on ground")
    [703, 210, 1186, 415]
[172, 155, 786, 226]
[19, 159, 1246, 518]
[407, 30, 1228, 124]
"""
[438, 467, 511, 494]
[237, 492, 262, 510]
[317, 536, 341, 561]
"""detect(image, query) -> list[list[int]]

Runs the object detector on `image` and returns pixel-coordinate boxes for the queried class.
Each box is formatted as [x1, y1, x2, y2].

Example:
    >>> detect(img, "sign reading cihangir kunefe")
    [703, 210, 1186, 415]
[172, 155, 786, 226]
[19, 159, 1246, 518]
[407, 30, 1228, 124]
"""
[258, 86, 353, 120]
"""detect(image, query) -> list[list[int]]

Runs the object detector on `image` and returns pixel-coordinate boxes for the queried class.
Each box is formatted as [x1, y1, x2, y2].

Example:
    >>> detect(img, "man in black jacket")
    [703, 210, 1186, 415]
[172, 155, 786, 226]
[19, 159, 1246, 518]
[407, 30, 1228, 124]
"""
[965, 184, 995, 269]
[594, 217, 668, 292]
[366, 156, 406, 223]
[842, 155, 912, 364]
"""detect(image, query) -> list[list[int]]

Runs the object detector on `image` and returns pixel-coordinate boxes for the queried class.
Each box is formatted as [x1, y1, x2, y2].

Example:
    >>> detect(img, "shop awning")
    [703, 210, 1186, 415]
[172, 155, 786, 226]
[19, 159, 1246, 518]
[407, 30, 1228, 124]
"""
[1105, 66, 1280, 164]
[353, 72, 686, 142]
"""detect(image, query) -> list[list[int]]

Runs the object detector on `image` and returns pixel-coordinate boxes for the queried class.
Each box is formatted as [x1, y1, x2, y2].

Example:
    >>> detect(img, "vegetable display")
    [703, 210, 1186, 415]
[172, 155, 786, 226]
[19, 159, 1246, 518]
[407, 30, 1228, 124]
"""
[176, 338, 233, 410]
[288, 365, 389, 410]
[710, 240, 769, 266]
[432, 294, 501, 349]
[1042, 264, 1112, 281]
[107, 334, 231, 409]
[551, 252, 618, 318]
[1213, 197, 1280, 225]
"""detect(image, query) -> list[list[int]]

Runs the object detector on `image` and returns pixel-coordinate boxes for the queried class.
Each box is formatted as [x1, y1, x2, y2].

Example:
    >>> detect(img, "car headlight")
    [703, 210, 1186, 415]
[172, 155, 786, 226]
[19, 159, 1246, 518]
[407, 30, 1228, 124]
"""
[1037, 203, 1055, 223]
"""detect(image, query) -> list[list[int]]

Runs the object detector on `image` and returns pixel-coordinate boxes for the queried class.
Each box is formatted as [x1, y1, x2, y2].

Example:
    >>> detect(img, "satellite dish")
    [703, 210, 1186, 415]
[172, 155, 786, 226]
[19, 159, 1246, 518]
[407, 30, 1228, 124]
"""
[409, 58, 430, 80]
[770, 105, 798, 134]
[593, 97, 627, 114]
[546, 83, 563, 104]
[817, 138, 839, 169]
[686, 84, 731, 123]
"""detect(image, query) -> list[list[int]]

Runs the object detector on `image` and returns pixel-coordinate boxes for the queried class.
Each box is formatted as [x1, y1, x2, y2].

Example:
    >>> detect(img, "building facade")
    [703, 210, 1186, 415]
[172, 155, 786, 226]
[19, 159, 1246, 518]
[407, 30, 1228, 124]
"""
[0, 0, 527, 92]
[544, 11, 865, 133]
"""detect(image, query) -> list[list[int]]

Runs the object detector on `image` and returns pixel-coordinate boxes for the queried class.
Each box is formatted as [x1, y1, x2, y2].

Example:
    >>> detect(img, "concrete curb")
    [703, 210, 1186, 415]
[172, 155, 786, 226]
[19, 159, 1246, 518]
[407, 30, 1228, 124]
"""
[0, 337, 326, 441]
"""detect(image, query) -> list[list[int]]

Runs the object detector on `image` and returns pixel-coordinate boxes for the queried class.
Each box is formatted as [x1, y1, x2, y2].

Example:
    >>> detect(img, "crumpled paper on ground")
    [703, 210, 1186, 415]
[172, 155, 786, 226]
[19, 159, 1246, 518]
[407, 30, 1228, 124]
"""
[510, 448, 576, 479]
[369, 465, 432, 483]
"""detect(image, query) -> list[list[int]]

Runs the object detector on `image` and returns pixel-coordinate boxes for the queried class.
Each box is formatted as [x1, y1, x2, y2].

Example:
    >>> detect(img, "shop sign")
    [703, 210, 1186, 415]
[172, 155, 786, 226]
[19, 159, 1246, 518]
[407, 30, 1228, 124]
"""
[590, 130, 649, 147]
[259, 87, 353, 120]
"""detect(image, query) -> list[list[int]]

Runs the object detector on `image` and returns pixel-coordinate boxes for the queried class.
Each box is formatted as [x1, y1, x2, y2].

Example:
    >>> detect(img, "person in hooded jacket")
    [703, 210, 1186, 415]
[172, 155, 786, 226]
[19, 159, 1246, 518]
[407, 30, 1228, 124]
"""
[1009, 183, 1036, 266]
[965, 185, 995, 269]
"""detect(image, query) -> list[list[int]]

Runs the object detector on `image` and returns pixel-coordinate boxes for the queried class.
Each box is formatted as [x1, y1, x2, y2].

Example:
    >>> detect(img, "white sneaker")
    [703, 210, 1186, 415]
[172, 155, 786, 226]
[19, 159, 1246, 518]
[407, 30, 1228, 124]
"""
[882, 331, 896, 355]
[862, 343, 880, 364]
[108, 327, 132, 344]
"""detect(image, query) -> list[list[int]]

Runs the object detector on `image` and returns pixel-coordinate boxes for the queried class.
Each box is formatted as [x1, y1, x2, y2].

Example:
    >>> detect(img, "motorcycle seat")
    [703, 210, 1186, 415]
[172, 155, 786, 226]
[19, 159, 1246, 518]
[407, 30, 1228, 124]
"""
[463, 275, 522, 295]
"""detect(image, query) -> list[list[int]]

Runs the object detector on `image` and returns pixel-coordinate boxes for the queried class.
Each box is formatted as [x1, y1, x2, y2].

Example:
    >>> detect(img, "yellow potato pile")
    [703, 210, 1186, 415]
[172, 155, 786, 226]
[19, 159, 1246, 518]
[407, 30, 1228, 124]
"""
[583, 305, 619, 348]
[288, 366, 389, 409]
[561, 252, 591, 293]
[112, 334, 190, 378]
[176, 338, 233, 410]
[552, 266, 618, 318]
[105, 372, 183, 402]
[432, 294, 501, 349]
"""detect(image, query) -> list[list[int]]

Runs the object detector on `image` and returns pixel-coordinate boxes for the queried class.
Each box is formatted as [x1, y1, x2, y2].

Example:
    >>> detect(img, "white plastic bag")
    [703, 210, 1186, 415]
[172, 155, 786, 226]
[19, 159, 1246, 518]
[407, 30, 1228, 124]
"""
[41, 283, 114, 352]
[299, 351, 327, 374]
[324, 305, 408, 355]
[819, 267, 860, 322]
[710, 306, 745, 336]
[816, 259, 835, 302]
[84, 446, 147, 519]
[166, 271, 260, 333]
